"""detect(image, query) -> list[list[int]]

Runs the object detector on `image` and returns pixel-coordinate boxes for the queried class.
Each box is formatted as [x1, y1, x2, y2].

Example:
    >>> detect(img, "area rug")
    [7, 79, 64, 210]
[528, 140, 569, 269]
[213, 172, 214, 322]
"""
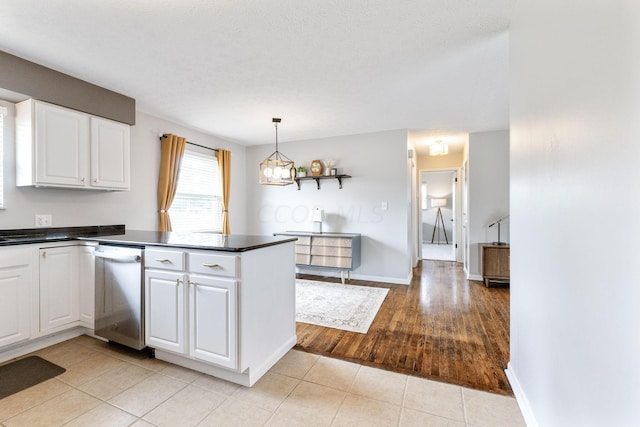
[296, 279, 389, 334]
[0, 356, 66, 399]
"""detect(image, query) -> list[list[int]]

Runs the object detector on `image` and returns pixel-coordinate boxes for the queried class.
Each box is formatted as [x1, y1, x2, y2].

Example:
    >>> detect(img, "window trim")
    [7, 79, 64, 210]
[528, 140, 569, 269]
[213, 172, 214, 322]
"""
[169, 148, 222, 232]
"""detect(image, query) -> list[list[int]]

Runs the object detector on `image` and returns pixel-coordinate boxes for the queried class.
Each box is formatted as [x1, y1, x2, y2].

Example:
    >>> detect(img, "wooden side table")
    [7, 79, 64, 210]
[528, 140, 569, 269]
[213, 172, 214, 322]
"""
[482, 244, 510, 286]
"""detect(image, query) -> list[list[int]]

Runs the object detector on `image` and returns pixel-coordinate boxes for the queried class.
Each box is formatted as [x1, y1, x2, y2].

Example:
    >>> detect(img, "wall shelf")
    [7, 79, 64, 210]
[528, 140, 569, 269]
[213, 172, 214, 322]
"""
[294, 174, 351, 190]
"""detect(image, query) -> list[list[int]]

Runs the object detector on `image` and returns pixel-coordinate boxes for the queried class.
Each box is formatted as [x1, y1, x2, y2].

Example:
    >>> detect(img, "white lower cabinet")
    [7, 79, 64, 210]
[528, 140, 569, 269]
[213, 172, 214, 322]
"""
[145, 269, 186, 353]
[0, 247, 33, 347]
[189, 274, 237, 369]
[144, 247, 238, 370]
[39, 246, 80, 332]
[78, 245, 95, 328]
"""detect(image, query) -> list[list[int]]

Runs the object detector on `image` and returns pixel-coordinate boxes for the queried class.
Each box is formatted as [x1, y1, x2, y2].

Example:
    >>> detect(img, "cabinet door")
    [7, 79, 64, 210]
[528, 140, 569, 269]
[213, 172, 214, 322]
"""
[35, 101, 89, 187]
[0, 249, 32, 347]
[91, 117, 130, 190]
[188, 274, 237, 369]
[145, 269, 186, 353]
[78, 245, 95, 328]
[39, 246, 80, 331]
[483, 246, 510, 277]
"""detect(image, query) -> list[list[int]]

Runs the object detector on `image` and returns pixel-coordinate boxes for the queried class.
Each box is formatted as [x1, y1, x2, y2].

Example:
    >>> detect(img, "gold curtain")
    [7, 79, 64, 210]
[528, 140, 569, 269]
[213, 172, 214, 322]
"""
[217, 149, 231, 234]
[157, 134, 187, 232]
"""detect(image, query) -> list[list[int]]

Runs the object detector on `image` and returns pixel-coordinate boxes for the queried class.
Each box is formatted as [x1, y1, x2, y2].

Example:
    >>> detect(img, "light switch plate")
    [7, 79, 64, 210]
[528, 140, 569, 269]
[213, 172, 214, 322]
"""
[35, 214, 52, 228]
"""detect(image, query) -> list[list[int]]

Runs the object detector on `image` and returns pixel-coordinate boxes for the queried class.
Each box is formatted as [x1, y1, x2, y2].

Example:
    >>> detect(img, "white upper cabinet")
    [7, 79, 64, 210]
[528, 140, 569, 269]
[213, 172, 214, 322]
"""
[16, 99, 130, 190]
[91, 117, 130, 190]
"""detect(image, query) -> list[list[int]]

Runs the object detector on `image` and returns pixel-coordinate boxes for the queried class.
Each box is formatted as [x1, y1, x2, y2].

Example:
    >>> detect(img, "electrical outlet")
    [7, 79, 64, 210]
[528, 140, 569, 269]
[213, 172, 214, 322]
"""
[35, 214, 52, 228]
[381, 201, 388, 210]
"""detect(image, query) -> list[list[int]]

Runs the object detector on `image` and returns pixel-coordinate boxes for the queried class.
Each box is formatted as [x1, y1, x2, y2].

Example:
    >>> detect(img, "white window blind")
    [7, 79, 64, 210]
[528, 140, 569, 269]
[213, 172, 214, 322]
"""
[169, 149, 222, 232]
[0, 106, 6, 209]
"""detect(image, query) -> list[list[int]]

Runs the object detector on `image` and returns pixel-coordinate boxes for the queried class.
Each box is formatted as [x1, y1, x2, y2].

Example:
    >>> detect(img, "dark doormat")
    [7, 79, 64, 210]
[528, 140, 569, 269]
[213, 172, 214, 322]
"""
[0, 356, 66, 399]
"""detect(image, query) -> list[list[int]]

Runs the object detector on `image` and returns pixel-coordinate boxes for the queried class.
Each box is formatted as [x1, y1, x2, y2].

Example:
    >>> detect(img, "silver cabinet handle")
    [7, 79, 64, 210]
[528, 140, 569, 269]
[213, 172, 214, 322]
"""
[176, 279, 182, 286]
[202, 263, 220, 268]
[42, 251, 46, 258]
[155, 259, 172, 263]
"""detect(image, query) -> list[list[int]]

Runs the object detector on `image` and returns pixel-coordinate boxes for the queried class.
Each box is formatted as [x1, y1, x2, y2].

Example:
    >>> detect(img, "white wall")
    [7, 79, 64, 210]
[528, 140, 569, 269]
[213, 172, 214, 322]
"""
[0, 102, 247, 233]
[467, 130, 509, 279]
[246, 129, 413, 284]
[508, 2, 640, 426]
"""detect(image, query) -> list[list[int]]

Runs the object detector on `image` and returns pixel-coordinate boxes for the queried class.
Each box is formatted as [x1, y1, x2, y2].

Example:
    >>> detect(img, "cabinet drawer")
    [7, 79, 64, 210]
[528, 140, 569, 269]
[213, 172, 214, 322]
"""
[310, 255, 353, 269]
[311, 237, 352, 248]
[189, 252, 238, 277]
[145, 248, 185, 271]
[295, 254, 311, 265]
[310, 246, 352, 257]
[296, 236, 311, 246]
[295, 244, 311, 255]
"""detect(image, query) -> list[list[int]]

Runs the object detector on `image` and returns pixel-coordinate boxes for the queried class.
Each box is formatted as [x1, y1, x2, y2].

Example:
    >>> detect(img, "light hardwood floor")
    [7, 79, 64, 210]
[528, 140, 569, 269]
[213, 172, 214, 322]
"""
[296, 260, 512, 395]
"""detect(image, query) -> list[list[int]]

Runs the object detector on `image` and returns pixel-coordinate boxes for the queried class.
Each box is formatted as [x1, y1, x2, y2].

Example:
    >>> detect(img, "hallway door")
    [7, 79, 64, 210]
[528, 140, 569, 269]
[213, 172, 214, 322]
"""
[420, 170, 456, 261]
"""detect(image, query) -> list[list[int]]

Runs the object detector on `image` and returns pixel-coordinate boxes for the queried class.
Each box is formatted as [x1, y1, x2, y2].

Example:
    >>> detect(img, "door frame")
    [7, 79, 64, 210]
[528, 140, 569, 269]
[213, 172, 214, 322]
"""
[417, 168, 462, 261]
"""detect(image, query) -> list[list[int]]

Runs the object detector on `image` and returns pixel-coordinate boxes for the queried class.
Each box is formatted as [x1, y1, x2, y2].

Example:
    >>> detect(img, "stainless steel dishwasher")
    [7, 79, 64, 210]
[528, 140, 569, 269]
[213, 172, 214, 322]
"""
[94, 245, 145, 350]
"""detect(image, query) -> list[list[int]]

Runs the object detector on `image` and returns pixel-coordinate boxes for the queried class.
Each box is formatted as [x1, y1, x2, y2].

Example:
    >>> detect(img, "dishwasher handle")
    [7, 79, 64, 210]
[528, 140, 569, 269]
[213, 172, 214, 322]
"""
[94, 251, 141, 263]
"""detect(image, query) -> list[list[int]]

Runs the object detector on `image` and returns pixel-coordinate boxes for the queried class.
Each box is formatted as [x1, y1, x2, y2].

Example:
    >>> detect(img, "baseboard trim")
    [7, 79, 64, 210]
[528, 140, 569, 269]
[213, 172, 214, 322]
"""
[467, 273, 483, 281]
[296, 268, 411, 285]
[506, 363, 538, 427]
[246, 335, 297, 384]
[0, 327, 87, 363]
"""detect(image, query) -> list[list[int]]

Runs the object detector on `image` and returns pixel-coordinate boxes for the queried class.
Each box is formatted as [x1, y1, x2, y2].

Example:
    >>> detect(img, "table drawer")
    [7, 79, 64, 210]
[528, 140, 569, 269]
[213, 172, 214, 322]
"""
[189, 252, 238, 277]
[311, 237, 352, 248]
[145, 247, 185, 271]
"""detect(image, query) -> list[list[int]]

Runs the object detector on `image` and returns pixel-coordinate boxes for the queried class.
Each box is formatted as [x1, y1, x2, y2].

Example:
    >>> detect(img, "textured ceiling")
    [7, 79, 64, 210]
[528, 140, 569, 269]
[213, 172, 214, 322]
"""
[0, 0, 515, 145]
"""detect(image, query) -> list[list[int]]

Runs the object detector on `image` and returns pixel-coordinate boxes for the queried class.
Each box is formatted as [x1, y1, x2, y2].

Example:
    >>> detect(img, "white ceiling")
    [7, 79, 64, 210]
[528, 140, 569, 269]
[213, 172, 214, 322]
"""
[0, 0, 515, 146]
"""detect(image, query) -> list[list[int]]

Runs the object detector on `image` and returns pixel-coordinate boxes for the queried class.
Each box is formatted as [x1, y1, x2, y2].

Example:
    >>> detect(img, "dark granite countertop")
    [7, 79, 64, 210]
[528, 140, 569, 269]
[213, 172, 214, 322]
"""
[0, 225, 125, 246]
[79, 230, 297, 252]
[0, 225, 296, 252]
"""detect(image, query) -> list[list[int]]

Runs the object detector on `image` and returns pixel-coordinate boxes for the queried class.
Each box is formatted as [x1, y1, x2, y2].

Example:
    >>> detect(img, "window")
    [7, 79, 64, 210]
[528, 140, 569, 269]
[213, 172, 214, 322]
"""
[169, 149, 222, 232]
[0, 106, 6, 209]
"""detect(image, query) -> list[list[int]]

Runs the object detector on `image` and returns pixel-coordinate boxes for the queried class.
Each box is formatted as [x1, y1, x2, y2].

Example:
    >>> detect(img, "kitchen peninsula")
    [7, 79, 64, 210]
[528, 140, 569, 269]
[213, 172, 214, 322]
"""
[0, 226, 297, 387]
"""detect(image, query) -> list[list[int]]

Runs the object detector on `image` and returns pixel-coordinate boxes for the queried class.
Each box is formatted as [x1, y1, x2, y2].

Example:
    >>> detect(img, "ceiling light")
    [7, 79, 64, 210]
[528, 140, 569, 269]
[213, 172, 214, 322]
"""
[259, 118, 295, 185]
[429, 140, 448, 156]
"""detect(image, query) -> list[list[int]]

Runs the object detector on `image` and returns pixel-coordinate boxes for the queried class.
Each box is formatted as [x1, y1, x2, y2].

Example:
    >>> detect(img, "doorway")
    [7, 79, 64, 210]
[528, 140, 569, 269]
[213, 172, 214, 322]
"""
[420, 170, 456, 261]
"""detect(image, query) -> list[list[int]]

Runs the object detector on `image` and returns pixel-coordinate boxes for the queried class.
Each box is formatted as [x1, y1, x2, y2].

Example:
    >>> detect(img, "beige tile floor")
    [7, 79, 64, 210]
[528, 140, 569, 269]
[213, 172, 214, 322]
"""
[0, 336, 526, 426]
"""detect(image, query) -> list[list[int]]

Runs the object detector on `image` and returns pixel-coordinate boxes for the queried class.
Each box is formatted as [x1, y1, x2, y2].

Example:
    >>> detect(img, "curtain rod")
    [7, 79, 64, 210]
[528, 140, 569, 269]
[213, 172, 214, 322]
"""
[160, 134, 218, 152]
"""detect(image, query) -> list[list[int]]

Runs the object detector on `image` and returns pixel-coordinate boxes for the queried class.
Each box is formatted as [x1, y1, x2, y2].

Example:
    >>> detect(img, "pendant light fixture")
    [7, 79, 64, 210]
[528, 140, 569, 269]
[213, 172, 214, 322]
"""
[259, 118, 295, 185]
